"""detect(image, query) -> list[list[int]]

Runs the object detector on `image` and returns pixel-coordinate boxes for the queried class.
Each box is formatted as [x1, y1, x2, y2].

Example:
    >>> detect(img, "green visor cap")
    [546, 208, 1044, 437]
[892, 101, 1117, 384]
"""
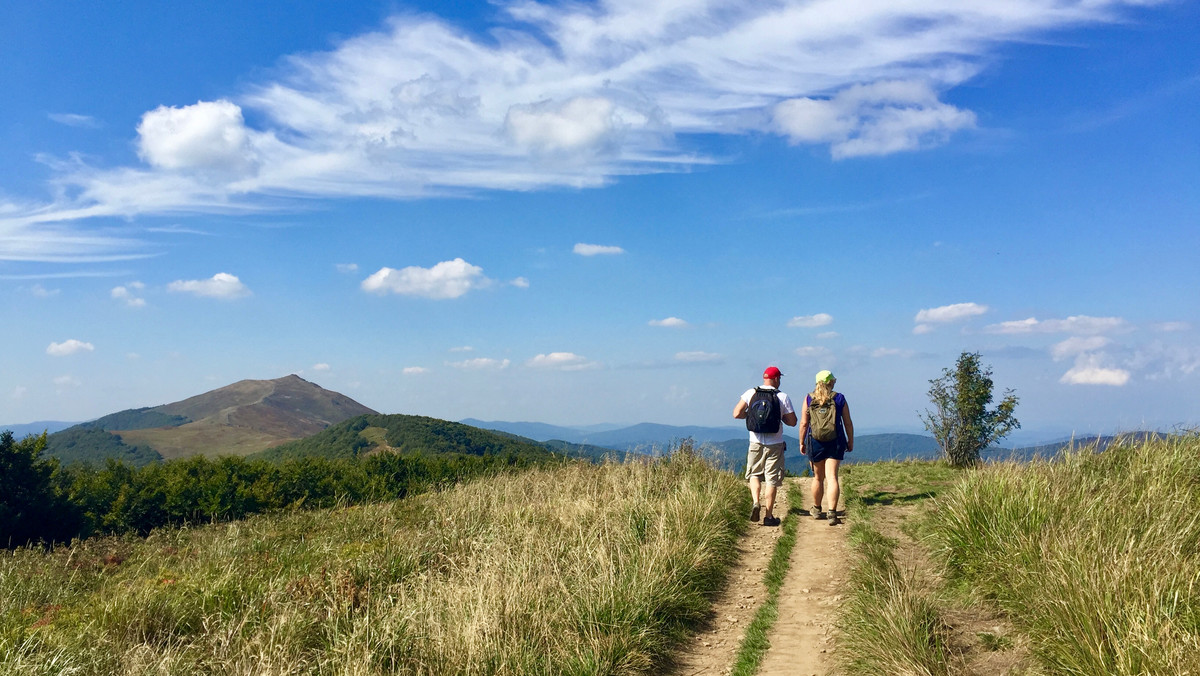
[815, 369, 835, 384]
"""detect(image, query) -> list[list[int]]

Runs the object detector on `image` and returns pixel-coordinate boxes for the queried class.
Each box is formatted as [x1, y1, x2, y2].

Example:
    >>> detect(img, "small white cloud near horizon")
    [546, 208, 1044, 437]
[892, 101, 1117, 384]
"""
[675, 351, 721, 363]
[312, 363, 331, 371]
[111, 281, 146, 307]
[984, 315, 1127, 335]
[526, 352, 600, 371]
[168, 272, 251, 299]
[1050, 336, 1112, 361]
[402, 366, 429, 375]
[1060, 355, 1131, 386]
[449, 357, 511, 370]
[362, 258, 489, 299]
[47, 339, 94, 357]
[649, 317, 689, 328]
[914, 302, 989, 324]
[788, 313, 833, 328]
[574, 243, 625, 256]
[336, 263, 359, 274]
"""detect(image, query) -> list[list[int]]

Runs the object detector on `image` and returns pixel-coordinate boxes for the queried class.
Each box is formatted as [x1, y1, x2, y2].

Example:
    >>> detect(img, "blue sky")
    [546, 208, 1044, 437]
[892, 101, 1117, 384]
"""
[2, 0, 1198, 443]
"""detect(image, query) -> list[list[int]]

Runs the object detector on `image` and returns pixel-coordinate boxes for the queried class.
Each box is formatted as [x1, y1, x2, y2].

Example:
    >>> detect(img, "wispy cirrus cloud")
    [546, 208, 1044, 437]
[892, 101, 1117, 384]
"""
[48, 113, 101, 128]
[449, 357, 511, 370]
[2, 0, 1156, 261]
[574, 243, 625, 256]
[675, 351, 722, 363]
[984, 315, 1128, 335]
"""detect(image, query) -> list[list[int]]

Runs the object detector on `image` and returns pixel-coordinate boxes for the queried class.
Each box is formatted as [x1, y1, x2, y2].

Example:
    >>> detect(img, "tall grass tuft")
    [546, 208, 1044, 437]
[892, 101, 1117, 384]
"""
[929, 433, 1200, 674]
[0, 450, 745, 675]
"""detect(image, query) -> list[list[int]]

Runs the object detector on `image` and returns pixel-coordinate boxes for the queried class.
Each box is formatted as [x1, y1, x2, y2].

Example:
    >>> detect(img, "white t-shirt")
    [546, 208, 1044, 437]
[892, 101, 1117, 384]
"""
[741, 387, 795, 446]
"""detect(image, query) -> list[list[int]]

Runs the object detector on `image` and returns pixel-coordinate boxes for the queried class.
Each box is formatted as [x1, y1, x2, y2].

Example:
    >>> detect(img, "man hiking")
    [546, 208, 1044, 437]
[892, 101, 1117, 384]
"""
[733, 366, 797, 527]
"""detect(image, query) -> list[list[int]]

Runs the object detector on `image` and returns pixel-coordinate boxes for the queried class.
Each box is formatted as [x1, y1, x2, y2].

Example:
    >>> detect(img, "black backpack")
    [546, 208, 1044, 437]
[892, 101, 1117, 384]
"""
[745, 388, 781, 433]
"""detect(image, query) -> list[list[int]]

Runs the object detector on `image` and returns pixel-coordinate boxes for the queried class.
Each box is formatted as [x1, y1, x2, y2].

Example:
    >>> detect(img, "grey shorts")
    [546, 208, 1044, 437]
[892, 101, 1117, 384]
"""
[745, 441, 786, 487]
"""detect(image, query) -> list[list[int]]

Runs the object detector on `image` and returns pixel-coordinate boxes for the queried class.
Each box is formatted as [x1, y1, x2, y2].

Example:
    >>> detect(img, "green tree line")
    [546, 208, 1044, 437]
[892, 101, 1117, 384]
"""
[2, 428, 553, 548]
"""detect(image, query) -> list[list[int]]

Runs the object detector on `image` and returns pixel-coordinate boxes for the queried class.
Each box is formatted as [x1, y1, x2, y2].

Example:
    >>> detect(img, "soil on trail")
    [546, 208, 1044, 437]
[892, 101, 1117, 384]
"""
[668, 477, 848, 676]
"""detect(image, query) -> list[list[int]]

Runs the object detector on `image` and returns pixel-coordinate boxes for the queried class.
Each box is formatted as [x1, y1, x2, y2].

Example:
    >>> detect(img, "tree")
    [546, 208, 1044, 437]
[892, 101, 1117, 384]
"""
[0, 430, 81, 546]
[921, 352, 1020, 468]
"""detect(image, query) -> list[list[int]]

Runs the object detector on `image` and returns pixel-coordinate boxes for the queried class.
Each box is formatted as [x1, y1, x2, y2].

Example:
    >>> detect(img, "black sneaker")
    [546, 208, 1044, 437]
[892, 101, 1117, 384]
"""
[762, 515, 781, 527]
[751, 504, 761, 522]
[811, 506, 827, 520]
[829, 512, 842, 526]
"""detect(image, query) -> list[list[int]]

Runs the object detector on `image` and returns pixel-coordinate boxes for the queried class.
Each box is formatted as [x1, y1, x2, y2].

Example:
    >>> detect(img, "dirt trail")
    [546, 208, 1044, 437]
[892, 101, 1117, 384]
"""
[668, 477, 848, 676]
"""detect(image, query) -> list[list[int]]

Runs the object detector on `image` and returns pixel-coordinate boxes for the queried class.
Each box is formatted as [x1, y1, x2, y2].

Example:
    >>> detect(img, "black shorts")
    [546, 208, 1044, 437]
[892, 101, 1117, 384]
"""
[808, 436, 845, 464]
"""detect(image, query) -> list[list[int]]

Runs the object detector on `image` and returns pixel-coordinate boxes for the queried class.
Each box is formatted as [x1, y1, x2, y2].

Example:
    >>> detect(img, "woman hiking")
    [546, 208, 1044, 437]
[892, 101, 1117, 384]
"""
[798, 370, 854, 526]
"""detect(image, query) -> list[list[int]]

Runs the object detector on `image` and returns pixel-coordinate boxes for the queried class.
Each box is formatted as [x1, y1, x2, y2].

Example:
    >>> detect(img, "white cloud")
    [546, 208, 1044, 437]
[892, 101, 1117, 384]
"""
[912, 324, 934, 335]
[914, 302, 989, 323]
[984, 315, 1128, 335]
[788, 313, 833, 328]
[675, 351, 721, 363]
[312, 363, 331, 371]
[449, 346, 474, 353]
[49, 113, 100, 128]
[526, 352, 600, 371]
[1050, 336, 1112, 361]
[574, 243, 626, 256]
[449, 357, 511, 370]
[505, 97, 619, 154]
[510, 277, 530, 288]
[361, 258, 489, 299]
[47, 339, 94, 357]
[31, 284, 59, 298]
[168, 272, 251, 299]
[137, 100, 261, 173]
[1060, 355, 1131, 386]
[112, 281, 147, 307]
[5, 2, 1161, 260]
[775, 80, 976, 159]
[403, 366, 429, 375]
[816, 331, 839, 340]
[336, 263, 359, 273]
[649, 317, 689, 328]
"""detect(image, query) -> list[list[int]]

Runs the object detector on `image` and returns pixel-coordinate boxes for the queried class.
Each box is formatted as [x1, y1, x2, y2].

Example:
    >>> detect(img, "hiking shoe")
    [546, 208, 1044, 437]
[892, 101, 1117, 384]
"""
[829, 512, 842, 526]
[811, 506, 827, 520]
[762, 515, 781, 527]
[750, 504, 761, 522]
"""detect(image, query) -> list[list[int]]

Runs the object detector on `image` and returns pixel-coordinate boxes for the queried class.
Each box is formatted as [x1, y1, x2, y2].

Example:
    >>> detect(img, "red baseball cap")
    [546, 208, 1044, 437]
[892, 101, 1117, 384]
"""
[763, 366, 783, 379]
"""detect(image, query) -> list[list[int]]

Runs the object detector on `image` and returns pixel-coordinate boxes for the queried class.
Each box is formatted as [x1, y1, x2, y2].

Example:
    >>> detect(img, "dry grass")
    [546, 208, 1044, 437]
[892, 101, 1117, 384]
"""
[1, 451, 744, 675]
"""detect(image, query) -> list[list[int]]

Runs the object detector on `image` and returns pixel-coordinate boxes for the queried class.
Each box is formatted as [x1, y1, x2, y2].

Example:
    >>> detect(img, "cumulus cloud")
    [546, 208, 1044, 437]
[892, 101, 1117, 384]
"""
[526, 352, 600, 370]
[675, 351, 721, 363]
[788, 313, 833, 328]
[510, 277, 530, 288]
[449, 357, 511, 370]
[47, 339, 94, 356]
[505, 97, 619, 154]
[984, 315, 1128, 335]
[361, 258, 490, 299]
[649, 317, 688, 328]
[574, 243, 625, 256]
[775, 80, 976, 159]
[1060, 355, 1131, 386]
[137, 100, 261, 173]
[168, 272, 251, 299]
[914, 302, 989, 324]
[112, 281, 146, 307]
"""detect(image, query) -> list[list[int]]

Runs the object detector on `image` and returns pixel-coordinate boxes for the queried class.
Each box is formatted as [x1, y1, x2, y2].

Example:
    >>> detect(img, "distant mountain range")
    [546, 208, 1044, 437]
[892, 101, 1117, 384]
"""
[43, 375, 376, 465]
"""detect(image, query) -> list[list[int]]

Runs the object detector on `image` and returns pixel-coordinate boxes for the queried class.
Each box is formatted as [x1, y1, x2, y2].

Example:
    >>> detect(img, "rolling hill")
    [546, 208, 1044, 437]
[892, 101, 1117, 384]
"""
[45, 375, 376, 465]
